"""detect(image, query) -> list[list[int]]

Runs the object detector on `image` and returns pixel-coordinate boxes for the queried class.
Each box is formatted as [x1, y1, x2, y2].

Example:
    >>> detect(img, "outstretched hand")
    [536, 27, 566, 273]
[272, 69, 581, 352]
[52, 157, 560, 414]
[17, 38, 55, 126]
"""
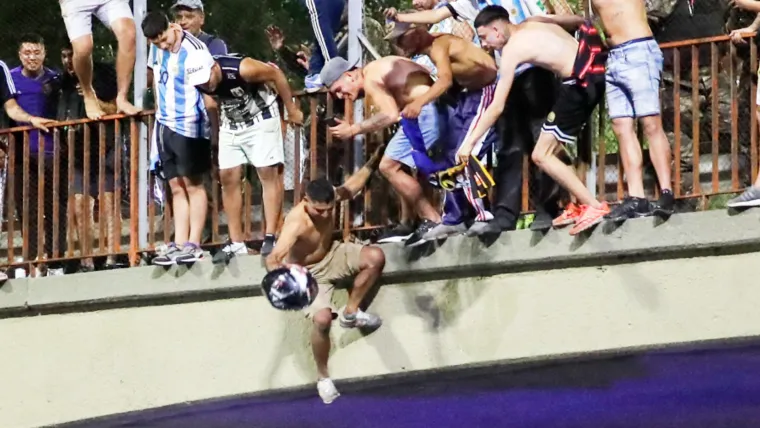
[265, 25, 285, 51]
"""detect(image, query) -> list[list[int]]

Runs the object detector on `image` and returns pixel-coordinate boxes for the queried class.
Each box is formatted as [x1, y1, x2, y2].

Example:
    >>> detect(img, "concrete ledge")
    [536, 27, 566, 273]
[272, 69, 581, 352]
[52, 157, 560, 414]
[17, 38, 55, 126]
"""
[1, 209, 758, 315]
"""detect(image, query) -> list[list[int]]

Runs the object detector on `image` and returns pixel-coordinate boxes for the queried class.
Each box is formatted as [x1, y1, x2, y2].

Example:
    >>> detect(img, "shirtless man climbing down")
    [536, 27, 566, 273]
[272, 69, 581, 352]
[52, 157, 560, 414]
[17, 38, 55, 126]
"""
[321, 55, 447, 246]
[459, 6, 609, 235]
[265, 147, 386, 404]
[591, 0, 674, 221]
[387, 22, 500, 236]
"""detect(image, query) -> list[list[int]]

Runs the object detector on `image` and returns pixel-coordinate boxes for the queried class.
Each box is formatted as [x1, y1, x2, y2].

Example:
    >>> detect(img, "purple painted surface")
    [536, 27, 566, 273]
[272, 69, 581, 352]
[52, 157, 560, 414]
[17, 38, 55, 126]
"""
[65, 343, 760, 428]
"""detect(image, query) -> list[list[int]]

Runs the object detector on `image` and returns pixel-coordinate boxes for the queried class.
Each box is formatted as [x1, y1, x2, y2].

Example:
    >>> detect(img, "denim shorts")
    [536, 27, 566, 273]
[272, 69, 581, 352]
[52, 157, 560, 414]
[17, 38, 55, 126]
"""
[386, 102, 445, 168]
[605, 37, 664, 119]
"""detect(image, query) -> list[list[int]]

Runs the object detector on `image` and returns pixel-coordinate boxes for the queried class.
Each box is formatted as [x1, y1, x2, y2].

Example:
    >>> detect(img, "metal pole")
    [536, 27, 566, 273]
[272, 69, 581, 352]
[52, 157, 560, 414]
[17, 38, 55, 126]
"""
[348, 0, 364, 173]
[133, 0, 149, 251]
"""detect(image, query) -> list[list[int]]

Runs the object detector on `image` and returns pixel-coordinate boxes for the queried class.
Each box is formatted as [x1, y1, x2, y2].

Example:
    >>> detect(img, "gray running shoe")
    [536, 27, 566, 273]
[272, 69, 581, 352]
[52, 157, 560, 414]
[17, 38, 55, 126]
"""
[175, 243, 204, 265]
[421, 222, 467, 241]
[339, 309, 382, 329]
[727, 186, 760, 208]
[153, 243, 180, 266]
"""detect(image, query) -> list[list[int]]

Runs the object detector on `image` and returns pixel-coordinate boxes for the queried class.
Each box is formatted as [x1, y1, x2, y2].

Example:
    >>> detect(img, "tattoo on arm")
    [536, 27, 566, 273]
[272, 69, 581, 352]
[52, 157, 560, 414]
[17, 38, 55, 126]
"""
[356, 112, 395, 135]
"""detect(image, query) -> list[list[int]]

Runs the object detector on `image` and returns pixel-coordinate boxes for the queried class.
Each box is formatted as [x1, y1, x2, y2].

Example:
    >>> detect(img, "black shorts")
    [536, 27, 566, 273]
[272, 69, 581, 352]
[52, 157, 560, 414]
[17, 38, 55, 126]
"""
[540, 76, 604, 145]
[155, 123, 211, 180]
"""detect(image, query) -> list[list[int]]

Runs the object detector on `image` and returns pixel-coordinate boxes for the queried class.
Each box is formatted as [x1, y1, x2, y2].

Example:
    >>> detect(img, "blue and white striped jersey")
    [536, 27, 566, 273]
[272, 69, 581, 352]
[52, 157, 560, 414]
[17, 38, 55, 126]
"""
[148, 31, 213, 139]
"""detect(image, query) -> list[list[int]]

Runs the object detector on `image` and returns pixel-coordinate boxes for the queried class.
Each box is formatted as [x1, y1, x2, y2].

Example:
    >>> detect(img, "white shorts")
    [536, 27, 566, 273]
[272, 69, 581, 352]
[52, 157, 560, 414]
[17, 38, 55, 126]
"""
[60, 0, 133, 42]
[218, 118, 284, 169]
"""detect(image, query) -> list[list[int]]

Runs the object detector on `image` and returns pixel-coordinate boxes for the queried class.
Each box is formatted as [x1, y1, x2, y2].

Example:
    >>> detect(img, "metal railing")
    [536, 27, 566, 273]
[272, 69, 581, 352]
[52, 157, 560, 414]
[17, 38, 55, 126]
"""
[0, 34, 757, 273]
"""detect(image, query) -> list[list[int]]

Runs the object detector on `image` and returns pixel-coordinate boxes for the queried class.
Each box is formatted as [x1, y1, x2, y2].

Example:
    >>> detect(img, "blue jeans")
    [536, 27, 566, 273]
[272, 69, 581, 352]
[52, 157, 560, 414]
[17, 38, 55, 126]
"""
[301, 0, 344, 76]
[605, 37, 664, 119]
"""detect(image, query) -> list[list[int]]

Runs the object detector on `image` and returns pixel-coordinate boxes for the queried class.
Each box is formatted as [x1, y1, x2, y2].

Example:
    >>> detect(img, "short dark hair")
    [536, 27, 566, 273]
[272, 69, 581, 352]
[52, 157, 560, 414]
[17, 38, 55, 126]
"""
[142, 12, 170, 39]
[474, 5, 511, 29]
[61, 42, 73, 52]
[305, 178, 336, 204]
[18, 33, 45, 49]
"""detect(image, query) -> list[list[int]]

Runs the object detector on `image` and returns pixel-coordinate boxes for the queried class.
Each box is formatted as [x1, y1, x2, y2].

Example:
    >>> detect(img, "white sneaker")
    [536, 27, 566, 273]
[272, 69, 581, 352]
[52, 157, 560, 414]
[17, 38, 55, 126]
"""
[339, 309, 382, 329]
[317, 378, 340, 404]
[47, 268, 65, 277]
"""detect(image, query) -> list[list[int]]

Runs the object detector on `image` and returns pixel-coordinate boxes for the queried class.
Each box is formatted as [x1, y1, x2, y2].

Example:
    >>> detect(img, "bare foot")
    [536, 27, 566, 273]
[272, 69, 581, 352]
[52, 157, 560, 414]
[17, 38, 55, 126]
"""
[116, 97, 142, 116]
[84, 94, 105, 120]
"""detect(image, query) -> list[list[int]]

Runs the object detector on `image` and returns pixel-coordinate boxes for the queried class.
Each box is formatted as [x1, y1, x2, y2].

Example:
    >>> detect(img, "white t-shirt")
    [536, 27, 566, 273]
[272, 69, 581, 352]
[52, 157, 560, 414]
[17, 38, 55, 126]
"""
[148, 31, 214, 139]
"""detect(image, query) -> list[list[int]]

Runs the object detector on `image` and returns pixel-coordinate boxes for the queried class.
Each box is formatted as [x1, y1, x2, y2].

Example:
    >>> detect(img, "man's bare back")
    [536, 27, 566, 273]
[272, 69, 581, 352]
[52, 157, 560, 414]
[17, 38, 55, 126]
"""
[504, 22, 577, 79]
[591, 0, 652, 46]
[363, 56, 434, 107]
[428, 34, 497, 90]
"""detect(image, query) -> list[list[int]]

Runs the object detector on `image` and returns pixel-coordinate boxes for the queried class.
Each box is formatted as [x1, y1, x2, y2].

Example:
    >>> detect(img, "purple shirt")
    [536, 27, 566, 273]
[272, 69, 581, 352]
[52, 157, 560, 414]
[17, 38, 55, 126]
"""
[10, 66, 59, 155]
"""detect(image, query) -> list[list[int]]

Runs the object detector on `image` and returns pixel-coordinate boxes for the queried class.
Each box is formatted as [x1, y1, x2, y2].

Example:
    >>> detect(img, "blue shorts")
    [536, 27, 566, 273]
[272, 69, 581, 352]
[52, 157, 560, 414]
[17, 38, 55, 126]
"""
[386, 102, 445, 168]
[605, 37, 663, 119]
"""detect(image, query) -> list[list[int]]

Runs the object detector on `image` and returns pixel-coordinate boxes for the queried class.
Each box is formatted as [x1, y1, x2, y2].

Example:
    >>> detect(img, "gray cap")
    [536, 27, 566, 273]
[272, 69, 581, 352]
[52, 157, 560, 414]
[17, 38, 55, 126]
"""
[319, 57, 357, 88]
[171, 0, 204, 11]
[384, 22, 419, 41]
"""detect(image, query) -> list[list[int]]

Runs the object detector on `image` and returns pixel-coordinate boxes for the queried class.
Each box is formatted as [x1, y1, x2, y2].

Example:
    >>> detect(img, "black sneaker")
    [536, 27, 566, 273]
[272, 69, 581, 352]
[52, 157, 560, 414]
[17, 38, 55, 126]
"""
[376, 223, 415, 244]
[260, 235, 276, 257]
[404, 220, 439, 247]
[212, 241, 249, 264]
[604, 197, 651, 223]
[652, 189, 674, 218]
[530, 211, 554, 231]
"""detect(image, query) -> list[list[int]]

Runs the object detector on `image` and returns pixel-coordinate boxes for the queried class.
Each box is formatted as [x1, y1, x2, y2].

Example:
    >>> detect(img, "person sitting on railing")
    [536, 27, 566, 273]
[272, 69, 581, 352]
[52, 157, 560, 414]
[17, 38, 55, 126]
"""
[265, 145, 385, 404]
[299, 0, 345, 92]
[195, 54, 304, 261]
[726, 3, 760, 207]
[385, 22, 500, 239]
[9, 34, 68, 275]
[143, 12, 219, 266]
[459, 8, 610, 236]
[320, 56, 448, 247]
[58, 43, 120, 272]
[589, 0, 674, 222]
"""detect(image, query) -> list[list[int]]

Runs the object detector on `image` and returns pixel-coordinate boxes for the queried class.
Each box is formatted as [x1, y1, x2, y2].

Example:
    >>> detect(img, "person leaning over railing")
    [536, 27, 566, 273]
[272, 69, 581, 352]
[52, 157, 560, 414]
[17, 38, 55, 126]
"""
[726, 2, 760, 208]
[58, 43, 121, 272]
[386, 0, 565, 234]
[9, 33, 68, 276]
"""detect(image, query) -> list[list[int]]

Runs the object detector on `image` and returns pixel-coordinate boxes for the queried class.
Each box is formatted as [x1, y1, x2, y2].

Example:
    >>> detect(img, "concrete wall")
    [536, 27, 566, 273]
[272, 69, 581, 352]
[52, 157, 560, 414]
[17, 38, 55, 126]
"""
[1, 210, 760, 427]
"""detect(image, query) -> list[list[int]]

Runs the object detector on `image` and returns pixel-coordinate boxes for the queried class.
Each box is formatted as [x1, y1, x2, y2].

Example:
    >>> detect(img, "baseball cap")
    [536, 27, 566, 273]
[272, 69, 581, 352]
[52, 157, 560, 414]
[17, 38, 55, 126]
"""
[319, 57, 359, 88]
[185, 48, 215, 87]
[384, 22, 419, 41]
[171, 0, 204, 11]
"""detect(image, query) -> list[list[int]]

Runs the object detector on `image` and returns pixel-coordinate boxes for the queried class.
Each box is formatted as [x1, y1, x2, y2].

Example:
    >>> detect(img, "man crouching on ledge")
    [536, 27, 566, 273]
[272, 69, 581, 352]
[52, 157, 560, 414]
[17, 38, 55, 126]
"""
[265, 146, 386, 404]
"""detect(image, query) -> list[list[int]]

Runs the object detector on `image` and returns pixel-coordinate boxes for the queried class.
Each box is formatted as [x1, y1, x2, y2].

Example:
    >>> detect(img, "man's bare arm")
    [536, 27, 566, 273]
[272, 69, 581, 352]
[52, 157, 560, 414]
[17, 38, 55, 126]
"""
[335, 144, 384, 201]
[4, 99, 52, 132]
[526, 14, 584, 31]
[457, 40, 531, 160]
[395, 7, 452, 24]
[240, 58, 302, 123]
[265, 213, 304, 271]
[406, 41, 453, 109]
[349, 79, 400, 136]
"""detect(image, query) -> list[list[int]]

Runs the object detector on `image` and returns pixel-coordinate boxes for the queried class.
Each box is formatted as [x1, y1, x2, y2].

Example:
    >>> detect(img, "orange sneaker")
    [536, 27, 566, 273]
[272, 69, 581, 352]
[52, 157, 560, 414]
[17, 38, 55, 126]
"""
[552, 202, 583, 228]
[569, 203, 610, 236]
